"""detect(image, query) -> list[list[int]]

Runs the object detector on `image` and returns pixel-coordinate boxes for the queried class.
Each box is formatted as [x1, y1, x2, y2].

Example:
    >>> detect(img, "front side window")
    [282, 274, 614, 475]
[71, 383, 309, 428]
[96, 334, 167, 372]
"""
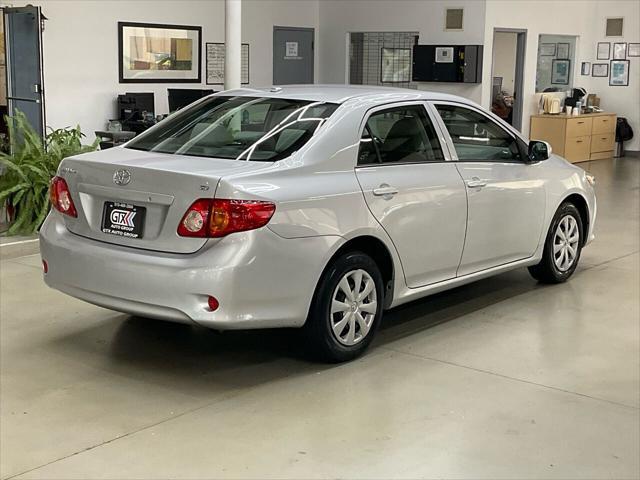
[127, 96, 338, 161]
[357, 105, 444, 165]
[435, 104, 522, 162]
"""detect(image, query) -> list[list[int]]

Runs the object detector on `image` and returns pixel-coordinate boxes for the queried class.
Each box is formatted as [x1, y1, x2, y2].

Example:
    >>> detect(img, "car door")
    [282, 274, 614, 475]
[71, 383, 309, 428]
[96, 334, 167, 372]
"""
[431, 102, 546, 276]
[355, 103, 467, 288]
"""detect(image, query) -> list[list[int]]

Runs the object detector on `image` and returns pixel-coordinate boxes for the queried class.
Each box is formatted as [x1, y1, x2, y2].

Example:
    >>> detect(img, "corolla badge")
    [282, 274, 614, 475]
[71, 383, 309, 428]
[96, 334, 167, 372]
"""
[113, 169, 131, 186]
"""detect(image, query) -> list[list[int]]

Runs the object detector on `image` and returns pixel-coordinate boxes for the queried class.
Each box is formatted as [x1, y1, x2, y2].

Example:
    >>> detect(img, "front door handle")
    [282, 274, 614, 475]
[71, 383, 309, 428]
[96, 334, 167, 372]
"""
[372, 184, 399, 198]
[466, 177, 487, 188]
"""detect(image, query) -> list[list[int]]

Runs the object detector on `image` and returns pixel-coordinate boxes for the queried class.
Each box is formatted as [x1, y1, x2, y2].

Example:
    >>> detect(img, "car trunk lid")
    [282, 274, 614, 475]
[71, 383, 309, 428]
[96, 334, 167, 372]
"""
[58, 147, 270, 254]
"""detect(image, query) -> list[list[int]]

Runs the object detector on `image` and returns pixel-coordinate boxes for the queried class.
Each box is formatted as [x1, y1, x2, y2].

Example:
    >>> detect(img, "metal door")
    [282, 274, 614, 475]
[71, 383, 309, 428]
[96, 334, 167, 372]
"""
[3, 6, 46, 138]
[273, 27, 314, 85]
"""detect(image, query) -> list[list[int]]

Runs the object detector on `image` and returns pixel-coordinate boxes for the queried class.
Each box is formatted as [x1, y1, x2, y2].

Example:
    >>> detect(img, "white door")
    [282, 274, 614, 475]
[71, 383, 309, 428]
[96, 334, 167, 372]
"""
[432, 102, 546, 276]
[355, 104, 467, 288]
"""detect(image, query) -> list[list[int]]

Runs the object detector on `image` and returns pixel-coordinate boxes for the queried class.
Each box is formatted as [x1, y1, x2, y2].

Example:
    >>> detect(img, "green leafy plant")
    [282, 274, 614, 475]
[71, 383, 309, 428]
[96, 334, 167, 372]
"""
[0, 111, 99, 235]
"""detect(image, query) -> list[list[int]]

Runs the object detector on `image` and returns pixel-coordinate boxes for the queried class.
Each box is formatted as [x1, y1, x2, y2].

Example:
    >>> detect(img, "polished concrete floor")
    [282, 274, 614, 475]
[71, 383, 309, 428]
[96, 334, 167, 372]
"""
[1, 158, 638, 479]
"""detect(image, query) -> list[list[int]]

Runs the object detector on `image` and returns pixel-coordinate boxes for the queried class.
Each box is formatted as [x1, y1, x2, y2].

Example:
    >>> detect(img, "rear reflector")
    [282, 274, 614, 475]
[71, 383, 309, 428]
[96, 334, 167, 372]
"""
[178, 198, 276, 238]
[50, 176, 78, 218]
[42, 260, 48, 274]
[207, 296, 219, 311]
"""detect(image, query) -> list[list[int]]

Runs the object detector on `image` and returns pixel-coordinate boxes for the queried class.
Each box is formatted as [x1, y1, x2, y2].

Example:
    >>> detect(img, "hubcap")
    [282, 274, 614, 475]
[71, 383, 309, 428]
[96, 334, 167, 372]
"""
[553, 215, 580, 272]
[330, 269, 378, 346]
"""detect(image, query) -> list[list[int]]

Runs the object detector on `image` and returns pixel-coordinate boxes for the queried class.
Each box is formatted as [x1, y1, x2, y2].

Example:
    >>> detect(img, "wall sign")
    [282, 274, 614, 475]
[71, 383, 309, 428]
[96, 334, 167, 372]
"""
[610, 59, 630, 86]
[205, 42, 249, 85]
[597, 42, 610, 60]
[551, 59, 570, 85]
[591, 63, 608, 77]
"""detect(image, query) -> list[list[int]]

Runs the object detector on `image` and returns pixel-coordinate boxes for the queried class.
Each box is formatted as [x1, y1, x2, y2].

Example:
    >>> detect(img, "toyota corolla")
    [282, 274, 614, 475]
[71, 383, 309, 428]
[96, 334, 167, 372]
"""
[40, 85, 596, 362]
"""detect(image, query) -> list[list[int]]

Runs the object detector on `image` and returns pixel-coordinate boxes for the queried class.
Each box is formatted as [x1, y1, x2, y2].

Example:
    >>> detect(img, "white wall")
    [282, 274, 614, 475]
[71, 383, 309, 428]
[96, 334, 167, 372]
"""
[492, 31, 517, 95]
[318, 0, 486, 103]
[7, 0, 319, 139]
[483, 0, 640, 151]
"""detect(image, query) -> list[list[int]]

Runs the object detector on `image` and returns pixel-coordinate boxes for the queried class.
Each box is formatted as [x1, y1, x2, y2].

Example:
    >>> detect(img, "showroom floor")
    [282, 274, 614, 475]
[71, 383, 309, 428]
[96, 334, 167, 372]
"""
[1, 157, 638, 479]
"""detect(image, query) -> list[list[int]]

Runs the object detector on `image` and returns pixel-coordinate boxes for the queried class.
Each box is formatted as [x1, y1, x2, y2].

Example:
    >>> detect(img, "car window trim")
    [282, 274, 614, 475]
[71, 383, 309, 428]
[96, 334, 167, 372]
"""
[355, 101, 453, 169]
[429, 100, 527, 164]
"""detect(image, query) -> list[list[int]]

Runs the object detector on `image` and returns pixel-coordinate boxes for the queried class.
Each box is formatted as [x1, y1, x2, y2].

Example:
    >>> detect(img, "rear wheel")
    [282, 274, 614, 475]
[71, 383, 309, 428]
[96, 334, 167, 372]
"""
[303, 252, 383, 362]
[528, 202, 583, 283]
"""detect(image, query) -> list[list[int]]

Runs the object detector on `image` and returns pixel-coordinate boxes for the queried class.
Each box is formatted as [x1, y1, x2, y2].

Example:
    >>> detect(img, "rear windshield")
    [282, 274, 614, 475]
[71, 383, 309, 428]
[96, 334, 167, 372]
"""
[126, 96, 338, 161]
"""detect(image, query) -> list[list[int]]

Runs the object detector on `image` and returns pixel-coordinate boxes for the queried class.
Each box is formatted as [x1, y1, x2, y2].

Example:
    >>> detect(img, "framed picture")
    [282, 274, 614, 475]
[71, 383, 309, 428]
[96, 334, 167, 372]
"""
[581, 62, 591, 75]
[613, 42, 627, 59]
[556, 42, 570, 59]
[629, 43, 640, 57]
[597, 42, 610, 60]
[205, 43, 250, 85]
[118, 22, 202, 83]
[539, 43, 556, 56]
[551, 59, 570, 84]
[610, 59, 630, 86]
[380, 48, 411, 83]
[592, 63, 609, 77]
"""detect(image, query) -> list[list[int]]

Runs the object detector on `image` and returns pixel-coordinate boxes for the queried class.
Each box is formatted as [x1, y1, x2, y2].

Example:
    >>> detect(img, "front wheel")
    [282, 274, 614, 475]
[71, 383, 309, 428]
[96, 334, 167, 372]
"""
[528, 202, 583, 283]
[303, 252, 384, 362]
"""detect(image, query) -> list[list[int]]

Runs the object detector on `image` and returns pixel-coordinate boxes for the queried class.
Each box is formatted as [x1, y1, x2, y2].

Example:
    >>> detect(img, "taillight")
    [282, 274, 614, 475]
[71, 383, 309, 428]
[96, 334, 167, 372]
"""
[50, 176, 78, 217]
[178, 199, 276, 238]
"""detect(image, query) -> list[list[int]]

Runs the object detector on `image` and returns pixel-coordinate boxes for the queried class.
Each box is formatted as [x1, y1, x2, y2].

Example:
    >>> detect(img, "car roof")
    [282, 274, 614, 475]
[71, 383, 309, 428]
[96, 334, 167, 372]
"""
[216, 84, 474, 105]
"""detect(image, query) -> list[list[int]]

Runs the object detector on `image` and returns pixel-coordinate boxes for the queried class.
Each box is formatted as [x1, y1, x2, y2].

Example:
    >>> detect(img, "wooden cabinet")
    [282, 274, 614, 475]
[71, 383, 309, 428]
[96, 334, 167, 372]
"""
[530, 112, 616, 163]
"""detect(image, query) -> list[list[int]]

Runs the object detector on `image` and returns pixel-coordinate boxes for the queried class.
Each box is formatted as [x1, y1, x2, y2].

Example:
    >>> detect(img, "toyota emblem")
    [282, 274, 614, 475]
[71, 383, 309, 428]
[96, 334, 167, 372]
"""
[113, 169, 131, 186]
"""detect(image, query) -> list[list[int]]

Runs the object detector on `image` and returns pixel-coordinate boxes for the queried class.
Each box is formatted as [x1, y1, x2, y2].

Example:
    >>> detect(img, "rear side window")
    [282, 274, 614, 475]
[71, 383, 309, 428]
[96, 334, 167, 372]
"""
[357, 105, 444, 165]
[127, 96, 338, 161]
[435, 104, 522, 162]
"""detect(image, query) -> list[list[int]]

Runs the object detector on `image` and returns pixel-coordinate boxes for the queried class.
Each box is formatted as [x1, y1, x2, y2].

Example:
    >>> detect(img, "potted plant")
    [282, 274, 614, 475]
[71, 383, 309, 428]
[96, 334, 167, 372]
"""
[0, 111, 99, 235]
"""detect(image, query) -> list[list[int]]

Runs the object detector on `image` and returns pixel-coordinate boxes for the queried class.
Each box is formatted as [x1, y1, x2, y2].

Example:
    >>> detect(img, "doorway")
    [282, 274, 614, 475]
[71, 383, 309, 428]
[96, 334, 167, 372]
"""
[273, 26, 314, 85]
[2, 5, 46, 139]
[490, 29, 526, 131]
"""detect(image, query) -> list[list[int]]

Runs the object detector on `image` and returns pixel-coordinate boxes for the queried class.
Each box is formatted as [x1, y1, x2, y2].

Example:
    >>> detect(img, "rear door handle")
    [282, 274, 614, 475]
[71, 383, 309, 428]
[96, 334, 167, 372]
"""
[372, 184, 399, 197]
[466, 177, 487, 188]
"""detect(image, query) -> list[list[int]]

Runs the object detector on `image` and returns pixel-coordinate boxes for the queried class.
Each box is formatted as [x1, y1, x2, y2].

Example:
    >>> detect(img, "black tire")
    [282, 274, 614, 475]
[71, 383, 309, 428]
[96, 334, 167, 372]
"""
[528, 202, 583, 284]
[303, 251, 384, 363]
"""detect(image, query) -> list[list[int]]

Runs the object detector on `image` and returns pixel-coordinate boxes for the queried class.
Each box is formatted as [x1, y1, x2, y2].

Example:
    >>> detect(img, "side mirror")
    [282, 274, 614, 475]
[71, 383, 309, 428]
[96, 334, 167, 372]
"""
[528, 140, 551, 162]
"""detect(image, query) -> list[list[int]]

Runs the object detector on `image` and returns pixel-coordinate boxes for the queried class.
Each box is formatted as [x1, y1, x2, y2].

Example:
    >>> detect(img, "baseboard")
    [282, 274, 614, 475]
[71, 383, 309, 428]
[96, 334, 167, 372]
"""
[622, 150, 640, 158]
[0, 237, 40, 260]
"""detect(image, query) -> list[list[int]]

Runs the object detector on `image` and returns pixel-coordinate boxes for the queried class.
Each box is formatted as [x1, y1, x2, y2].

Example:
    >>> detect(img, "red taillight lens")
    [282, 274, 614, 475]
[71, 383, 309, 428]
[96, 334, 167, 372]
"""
[178, 198, 276, 238]
[50, 176, 77, 217]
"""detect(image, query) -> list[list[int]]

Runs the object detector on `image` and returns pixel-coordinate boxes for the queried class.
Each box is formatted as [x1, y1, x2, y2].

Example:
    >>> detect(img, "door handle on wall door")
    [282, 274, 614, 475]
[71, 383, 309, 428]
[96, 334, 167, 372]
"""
[372, 184, 399, 198]
[466, 177, 487, 188]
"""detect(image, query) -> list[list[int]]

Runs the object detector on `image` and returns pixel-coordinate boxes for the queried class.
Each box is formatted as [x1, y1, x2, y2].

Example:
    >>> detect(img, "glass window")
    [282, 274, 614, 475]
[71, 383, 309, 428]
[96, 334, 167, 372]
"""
[127, 96, 338, 161]
[357, 105, 444, 165]
[435, 104, 522, 162]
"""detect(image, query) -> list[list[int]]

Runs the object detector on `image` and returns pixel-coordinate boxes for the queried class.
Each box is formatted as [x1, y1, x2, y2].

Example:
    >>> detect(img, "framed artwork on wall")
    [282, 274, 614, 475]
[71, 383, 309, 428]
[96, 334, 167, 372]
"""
[628, 43, 640, 57]
[596, 42, 610, 60]
[613, 42, 627, 59]
[592, 63, 608, 77]
[581, 62, 591, 76]
[539, 43, 556, 56]
[556, 42, 570, 59]
[118, 22, 202, 83]
[610, 59, 630, 86]
[551, 59, 570, 84]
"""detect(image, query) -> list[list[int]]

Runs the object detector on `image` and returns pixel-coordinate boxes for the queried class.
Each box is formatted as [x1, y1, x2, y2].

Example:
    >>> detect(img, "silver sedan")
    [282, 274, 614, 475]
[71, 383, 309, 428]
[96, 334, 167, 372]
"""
[40, 85, 596, 362]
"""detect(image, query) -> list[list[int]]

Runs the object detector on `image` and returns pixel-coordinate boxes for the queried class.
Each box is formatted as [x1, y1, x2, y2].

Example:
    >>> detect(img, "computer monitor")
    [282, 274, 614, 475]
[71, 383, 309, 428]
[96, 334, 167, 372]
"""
[168, 89, 214, 112]
[118, 92, 154, 122]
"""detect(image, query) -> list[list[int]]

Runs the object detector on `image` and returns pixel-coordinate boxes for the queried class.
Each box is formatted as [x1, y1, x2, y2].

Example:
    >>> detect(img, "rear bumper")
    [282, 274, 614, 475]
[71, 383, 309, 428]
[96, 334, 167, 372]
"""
[39, 212, 338, 329]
